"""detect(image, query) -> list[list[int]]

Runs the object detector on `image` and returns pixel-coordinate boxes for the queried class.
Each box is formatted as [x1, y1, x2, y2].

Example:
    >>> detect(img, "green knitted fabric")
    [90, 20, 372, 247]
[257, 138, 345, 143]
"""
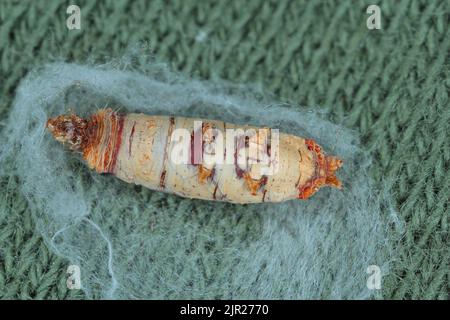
[0, 0, 448, 299]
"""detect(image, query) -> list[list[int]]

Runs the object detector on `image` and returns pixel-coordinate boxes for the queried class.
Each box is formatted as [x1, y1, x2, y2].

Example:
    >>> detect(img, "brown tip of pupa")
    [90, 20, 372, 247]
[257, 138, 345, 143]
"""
[324, 156, 343, 189]
[45, 113, 88, 151]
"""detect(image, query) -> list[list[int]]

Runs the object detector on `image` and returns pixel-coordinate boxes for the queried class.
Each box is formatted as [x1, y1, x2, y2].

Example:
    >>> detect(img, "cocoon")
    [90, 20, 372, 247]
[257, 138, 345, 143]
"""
[0, 59, 398, 299]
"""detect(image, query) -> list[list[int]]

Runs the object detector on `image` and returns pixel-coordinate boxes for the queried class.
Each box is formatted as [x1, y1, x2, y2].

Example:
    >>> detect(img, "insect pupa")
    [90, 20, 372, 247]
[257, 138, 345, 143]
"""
[46, 108, 343, 204]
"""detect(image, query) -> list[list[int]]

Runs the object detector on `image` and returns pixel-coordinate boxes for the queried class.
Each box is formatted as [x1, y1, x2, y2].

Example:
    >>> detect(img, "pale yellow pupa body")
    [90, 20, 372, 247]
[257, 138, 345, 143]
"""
[46, 108, 343, 204]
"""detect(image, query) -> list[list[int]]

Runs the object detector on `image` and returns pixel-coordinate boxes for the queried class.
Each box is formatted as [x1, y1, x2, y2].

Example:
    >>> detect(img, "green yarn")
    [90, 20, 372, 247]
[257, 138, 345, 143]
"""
[0, 0, 448, 299]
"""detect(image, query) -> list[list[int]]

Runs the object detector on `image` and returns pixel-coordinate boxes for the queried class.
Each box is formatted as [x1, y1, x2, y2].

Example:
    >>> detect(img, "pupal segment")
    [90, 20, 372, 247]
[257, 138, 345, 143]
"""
[46, 108, 343, 204]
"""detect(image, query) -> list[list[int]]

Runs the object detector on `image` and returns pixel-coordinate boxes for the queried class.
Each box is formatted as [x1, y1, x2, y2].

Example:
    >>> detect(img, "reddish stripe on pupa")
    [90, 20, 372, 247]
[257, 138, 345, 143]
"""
[107, 114, 125, 174]
[128, 121, 136, 157]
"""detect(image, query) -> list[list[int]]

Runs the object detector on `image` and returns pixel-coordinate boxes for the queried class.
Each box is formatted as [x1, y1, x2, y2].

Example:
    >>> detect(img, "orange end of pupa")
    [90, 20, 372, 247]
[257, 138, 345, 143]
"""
[299, 139, 343, 199]
[324, 156, 343, 189]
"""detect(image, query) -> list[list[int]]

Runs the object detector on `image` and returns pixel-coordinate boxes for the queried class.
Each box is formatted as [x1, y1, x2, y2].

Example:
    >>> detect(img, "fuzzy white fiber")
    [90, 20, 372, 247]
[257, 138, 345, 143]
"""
[0, 54, 399, 299]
